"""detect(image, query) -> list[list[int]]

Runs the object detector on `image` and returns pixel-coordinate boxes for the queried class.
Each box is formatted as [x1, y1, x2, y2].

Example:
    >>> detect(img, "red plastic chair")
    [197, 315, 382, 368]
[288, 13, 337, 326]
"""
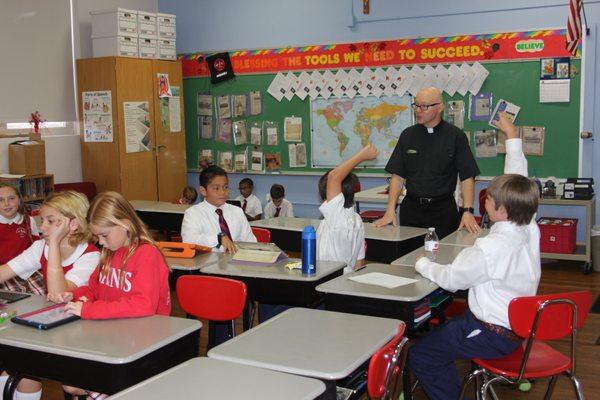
[459, 291, 592, 400]
[475, 188, 488, 225]
[356, 179, 387, 222]
[367, 323, 409, 400]
[251, 227, 271, 243]
[176, 276, 247, 350]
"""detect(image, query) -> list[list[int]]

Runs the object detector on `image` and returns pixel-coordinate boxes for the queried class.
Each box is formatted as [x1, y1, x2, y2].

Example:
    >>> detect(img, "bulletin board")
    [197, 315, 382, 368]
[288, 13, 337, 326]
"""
[181, 28, 581, 177]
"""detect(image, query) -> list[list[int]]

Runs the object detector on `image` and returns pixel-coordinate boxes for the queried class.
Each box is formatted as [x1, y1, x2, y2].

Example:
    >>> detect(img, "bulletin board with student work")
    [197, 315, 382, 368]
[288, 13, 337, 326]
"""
[180, 28, 581, 178]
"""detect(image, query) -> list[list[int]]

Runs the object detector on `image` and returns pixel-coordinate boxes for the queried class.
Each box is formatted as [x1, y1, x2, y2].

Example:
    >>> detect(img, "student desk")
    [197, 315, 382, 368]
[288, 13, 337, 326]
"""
[208, 308, 400, 400]
[439, 229, 490, 247]
[0, 314, 201, 399]
[250, 217, 427, 263]
[110, 357, 326, 400]
[166, 252, 224, 288]
[353, 184, 405, 213]
[391, 243, 469, 266]
[130, 200, 189, 232]
[316, 263, 443, 335]
[200, 256, 346, 330]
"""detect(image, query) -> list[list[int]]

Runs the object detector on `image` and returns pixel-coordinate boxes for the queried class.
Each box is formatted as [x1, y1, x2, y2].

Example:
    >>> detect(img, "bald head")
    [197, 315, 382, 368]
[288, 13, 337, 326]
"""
[413, 87, 444, 128]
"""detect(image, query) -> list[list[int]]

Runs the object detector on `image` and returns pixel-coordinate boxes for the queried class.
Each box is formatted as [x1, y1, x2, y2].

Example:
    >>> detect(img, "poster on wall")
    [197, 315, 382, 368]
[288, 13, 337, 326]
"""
[169, 86, 181, 132]
[123, 101, 151, 153]
[82, 91, 113, 142]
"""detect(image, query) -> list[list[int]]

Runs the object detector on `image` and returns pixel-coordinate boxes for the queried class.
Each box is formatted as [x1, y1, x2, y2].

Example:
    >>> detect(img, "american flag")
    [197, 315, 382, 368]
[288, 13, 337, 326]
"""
[566, 0, 583, 56]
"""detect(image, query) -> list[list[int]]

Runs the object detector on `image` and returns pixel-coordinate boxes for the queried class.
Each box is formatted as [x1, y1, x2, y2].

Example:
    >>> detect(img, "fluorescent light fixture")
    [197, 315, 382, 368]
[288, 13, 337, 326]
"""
[7, 121, 67, 129]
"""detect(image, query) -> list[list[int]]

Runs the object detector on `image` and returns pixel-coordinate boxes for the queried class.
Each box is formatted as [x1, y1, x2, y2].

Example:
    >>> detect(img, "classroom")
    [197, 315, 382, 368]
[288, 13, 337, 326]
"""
[0, 1, 599, 399]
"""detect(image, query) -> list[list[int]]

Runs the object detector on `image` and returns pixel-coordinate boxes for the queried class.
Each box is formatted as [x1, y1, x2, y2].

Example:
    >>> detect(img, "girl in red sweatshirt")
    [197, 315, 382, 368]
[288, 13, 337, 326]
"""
[51, 191, 171, 399]
[51, 191, 171, 318]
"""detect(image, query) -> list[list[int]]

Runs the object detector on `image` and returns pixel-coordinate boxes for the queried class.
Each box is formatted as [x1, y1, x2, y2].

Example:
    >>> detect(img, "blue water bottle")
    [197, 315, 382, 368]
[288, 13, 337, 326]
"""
[301, 226, 317, 275]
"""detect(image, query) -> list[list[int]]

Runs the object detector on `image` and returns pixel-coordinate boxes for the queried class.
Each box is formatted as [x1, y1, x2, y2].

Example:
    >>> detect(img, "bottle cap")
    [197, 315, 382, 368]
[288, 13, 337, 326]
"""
[302, 225, 316, 239]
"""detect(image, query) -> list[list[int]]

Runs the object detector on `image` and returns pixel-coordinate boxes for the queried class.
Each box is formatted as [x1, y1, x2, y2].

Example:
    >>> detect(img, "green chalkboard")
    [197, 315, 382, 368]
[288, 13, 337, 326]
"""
[183, 60, 580, 177]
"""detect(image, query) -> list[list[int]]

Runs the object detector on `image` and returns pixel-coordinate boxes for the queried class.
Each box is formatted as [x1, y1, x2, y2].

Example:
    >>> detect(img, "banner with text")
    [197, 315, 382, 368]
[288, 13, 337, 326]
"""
[181, 29, 577, 77]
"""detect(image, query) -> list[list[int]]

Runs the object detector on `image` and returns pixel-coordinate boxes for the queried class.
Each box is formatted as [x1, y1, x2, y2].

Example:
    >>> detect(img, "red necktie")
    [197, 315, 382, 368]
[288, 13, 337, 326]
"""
[274, 207, 281, 217]
[242, 200, 247, 211]
[215, 208, 232, 239]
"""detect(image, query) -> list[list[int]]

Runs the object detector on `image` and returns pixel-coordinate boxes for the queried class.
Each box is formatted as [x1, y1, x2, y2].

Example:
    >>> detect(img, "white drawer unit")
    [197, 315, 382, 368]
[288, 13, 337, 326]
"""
[92, 35, 138, 58]
[158, 38, 177, 60]
[139, 37, 158, 59]
[138, 11, 158, 38]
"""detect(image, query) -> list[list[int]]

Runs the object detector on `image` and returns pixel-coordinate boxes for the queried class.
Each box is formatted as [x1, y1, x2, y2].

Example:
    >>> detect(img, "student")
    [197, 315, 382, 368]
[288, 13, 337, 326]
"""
[317, 144, 378, 273]
[49, 191, 171, 399]
[407, 114, 540, 400]
[0, 183, 45, 294]
[177, 186, 198, 205]
[236, 177, 262, 221]
[264, 184, 294, 218]
[181, 166, 256, 253]
[0, 190, 99, 400]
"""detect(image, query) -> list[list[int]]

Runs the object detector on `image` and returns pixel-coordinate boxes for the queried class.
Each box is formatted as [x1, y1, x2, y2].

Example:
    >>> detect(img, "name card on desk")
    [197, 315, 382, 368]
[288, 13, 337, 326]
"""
[348, 272, 418, 289]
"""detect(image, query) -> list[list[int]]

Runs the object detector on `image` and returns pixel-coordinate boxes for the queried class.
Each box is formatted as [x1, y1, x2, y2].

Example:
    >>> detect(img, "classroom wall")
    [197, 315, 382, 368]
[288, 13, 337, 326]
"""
[163, 0, 599, 234]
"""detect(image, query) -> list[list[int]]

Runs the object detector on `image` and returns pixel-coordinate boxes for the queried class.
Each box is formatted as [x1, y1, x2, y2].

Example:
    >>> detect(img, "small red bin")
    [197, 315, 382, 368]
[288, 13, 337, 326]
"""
[537, 217, 578, 254]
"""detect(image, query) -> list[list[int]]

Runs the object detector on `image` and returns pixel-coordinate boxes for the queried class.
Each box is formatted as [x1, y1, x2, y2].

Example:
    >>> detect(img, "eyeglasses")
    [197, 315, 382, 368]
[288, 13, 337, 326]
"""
[411, 103, 440, 111]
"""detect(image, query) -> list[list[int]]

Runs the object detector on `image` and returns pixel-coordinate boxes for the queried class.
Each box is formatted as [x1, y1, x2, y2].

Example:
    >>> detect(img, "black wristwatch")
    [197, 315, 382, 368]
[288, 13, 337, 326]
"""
[459, 207, 475, 214]
[216, 232, 224, 248]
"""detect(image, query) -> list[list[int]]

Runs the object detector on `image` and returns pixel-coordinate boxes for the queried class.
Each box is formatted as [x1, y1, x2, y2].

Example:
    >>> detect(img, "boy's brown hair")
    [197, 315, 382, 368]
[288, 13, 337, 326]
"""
[486, 174, 539, 226]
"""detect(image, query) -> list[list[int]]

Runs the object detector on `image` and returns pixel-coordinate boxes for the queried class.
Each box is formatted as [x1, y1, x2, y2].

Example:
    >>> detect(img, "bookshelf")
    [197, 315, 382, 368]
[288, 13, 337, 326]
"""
[0, 174, 54, 203]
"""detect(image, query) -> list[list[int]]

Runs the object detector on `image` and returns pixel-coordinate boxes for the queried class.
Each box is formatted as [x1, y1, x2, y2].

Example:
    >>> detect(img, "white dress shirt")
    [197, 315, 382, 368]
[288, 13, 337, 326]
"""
[263, 198, 294, 218]
[235, 194, 262, 218]
[415, 136, 540, 329]
[8, 239, 100, 287]
[317, 193, 365, 273]
[0, 214, 39, 236]
[181, 201, 257, 251]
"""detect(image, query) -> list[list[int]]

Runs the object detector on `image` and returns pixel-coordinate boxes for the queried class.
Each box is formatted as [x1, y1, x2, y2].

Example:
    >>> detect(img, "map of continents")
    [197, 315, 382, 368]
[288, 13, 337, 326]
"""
[311, 95, 413, 168]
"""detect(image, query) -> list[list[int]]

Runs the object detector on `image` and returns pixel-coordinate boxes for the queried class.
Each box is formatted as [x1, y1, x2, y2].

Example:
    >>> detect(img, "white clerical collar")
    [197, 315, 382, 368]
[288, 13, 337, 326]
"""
[427, 127, 434, 133]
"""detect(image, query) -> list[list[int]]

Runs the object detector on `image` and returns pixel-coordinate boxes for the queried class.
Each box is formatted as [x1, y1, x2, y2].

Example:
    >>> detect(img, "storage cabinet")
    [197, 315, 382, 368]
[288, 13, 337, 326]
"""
[76, 57, 187, 201]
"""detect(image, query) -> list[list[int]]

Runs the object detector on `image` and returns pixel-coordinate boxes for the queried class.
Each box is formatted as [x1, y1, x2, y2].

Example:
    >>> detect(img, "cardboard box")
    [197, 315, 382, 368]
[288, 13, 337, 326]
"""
[138, 11, 158, 38]
[157, 13, 176, 38]
[139, 37, 158, 59]
[92, 34, 138, 58]
[9, 141, 46, 175]
[91, 8, 138, 37]
[158, 38, 176, 60]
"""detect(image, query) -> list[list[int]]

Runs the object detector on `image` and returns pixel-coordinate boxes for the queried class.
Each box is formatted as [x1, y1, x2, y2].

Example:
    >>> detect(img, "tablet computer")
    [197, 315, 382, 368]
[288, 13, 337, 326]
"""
[12, 303, 80, 330]
[0, 291, 30, 304]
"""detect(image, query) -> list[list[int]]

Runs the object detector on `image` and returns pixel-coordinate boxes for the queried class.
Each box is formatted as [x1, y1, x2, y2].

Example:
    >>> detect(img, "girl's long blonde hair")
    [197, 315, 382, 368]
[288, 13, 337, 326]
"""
[87, 191, 157, 279]
[43, 190, 92, 246]
[0, 183, 33, 241]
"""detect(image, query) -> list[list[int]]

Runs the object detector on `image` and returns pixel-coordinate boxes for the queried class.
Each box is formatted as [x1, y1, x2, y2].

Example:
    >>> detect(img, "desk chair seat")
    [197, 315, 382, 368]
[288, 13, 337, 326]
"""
[367, 323, 409, 400]
[176, 276, 247, 351]
[251, 227, 271, 243]
[459, 291, 592, 400]
[359, 210, 386, 222]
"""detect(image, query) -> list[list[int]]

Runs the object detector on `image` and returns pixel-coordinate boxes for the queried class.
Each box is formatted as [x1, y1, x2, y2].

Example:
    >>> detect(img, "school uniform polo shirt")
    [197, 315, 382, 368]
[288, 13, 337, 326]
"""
[385, 120, 480, 198]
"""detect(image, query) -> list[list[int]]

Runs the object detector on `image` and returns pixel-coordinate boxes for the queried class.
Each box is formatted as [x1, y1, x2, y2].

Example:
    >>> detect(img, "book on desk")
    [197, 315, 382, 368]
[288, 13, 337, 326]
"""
[232, 242, 288, 264]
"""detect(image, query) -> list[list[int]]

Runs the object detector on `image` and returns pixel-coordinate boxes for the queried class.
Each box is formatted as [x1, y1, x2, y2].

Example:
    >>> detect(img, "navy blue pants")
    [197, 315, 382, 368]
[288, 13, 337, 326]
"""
[408, 311, 521, 400]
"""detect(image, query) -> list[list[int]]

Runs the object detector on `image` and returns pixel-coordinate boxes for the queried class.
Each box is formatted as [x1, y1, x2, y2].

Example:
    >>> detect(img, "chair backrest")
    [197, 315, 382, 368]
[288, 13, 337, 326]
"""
[478, 188, 487, 216]
[53, 182, 98, 202]
[509, 291, 592, 341]
[367, 323, 408, 400]
[251, 227, 271, 243]
[176, 276, 247, 321]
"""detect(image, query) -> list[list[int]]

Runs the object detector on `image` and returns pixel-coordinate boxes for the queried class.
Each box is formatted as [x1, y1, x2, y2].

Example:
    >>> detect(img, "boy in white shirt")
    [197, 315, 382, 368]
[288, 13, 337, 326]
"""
[317, 144, 378, 273]
[236, 178, 262, 221]
[181, 166, 256, 253]
[263, 184, 294, 218]
[408, 113, 540, 400]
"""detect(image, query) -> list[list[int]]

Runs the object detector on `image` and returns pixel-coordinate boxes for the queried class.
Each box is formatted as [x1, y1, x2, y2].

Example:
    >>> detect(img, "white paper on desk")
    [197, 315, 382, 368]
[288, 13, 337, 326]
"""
[348, 272, 418, 289]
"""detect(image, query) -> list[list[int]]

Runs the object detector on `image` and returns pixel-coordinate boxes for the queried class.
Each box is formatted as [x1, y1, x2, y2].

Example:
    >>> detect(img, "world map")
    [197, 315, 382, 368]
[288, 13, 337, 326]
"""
[311, 95, 413, 168]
